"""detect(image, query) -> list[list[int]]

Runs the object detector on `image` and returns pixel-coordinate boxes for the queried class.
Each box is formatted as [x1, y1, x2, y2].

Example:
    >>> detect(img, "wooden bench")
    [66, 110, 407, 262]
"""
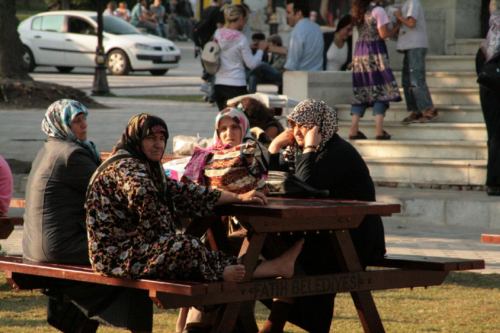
[481, 234, 500, 244]
[0, 254, 484, 332]
[0, 199, 26, 240]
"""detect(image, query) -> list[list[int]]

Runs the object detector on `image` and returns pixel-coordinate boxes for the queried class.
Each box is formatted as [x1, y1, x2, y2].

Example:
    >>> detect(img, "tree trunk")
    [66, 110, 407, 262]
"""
[0, 0, 32, 81]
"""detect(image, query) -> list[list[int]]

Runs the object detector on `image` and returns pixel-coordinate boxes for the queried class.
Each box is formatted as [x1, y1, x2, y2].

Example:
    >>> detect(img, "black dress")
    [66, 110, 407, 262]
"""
[268, 133, 386, 333]
[476, 49, 500, 188]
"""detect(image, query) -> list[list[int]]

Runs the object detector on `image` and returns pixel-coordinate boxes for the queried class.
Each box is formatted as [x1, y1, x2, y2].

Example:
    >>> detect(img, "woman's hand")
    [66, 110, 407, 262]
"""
[237, 190, 268, 205]
[304, 126, 321, 152]
[268, 129, 294, 154]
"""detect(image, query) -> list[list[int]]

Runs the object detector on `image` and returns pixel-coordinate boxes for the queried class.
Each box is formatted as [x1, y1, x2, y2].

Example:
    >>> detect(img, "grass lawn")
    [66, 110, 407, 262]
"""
[1, 271, 499, 332]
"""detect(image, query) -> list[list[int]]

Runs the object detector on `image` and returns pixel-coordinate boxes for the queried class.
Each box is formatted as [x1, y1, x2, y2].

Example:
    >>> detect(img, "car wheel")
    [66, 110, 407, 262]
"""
[107, 49, 130, 75]
[23, 46, 36, 72]
[56, 66, 74, 74]
[149, 70, 168, 76]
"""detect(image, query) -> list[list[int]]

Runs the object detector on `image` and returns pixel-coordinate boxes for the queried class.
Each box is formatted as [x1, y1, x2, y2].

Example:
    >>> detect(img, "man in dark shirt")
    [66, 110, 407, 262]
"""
[171, 0, 196, 40]
[194, 0, 225, 106]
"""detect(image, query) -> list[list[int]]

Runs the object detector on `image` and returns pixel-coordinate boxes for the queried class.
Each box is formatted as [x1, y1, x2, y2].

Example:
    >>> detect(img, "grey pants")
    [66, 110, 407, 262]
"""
[402, 48, 434, 112]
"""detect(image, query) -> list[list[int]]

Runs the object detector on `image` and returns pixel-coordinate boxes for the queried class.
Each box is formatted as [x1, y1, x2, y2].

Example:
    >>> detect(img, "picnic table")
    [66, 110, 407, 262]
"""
[0, 197, 485, 333]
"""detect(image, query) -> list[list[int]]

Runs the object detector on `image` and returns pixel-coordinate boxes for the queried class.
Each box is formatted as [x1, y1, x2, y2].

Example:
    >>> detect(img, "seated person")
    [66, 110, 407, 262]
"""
[86, 113, 302, 284]
[0, 154, 13, 217]
[131, 0, 160, 36]
[181, 107, 269, 332]
[248, 34, 287, 94]
[115, 1, 131, 21]
[23, 100, 153, 333]
[228, 96, 284, 143]
[150, 0, 168, 38]
[261, 99, 386, 333]
[171, 0, 195, 40]
[323, 14, 353, 71]
[104, 1, 117, 15]
[250, 32, 269, 63]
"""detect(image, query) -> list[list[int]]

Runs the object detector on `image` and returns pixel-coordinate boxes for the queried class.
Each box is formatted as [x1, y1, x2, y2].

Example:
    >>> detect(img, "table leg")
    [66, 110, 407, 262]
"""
[330, 229, 385, 333]
[211, 231, 267, 333]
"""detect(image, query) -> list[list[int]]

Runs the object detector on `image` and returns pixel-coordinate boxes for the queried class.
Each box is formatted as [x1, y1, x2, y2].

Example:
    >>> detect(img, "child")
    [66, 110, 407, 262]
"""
[395, 0, 437, 123]
[349, 0, 401, 140]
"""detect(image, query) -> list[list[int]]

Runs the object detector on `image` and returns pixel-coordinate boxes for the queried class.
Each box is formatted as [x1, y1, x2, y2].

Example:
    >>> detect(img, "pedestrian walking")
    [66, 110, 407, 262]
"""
[395, 0, 438, 124]
[348, 0, 401, 141]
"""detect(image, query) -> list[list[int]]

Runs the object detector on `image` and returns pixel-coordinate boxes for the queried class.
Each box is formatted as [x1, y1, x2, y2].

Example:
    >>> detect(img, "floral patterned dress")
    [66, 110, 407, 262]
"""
[86, 158, 239, 281]
[352, 5, 401, 107]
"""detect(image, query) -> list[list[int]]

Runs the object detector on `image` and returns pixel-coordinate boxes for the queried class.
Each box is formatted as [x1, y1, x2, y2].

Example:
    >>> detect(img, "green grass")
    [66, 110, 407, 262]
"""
[120, 95, 206, 103]
[1, 271, 499, 332]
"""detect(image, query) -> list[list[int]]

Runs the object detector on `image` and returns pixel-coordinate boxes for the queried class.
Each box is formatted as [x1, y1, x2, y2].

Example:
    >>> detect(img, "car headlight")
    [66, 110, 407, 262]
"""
[134, 43, 155, 51]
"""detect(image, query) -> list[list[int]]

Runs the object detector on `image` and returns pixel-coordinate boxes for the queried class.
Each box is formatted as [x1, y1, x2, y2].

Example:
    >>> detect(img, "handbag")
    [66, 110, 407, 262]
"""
[266, 171, 329, 198]
[477, 58, 500, 94]
[202, 139, 269, 194]
[201, 40, 220, 75]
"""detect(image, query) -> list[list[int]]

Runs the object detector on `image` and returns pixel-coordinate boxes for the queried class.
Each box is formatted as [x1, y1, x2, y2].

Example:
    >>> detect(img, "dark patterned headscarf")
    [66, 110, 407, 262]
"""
[283, 99, 339, 162]
[42, 99, 101, 165]
[112, 114, 169, 194]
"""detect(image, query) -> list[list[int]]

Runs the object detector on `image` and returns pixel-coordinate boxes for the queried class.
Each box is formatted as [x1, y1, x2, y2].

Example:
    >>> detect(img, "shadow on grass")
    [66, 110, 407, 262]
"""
[444, 272, 500, 289]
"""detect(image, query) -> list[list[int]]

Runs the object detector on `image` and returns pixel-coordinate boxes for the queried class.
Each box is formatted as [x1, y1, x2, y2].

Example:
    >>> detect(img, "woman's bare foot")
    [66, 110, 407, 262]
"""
[223, 264, 246, 282]
[253, 238, 304, 279]
[276, 238, 304, 279]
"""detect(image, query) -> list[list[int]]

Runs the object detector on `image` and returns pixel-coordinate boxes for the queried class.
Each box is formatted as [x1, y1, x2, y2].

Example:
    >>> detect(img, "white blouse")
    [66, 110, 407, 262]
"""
[325, 41, 348, 71]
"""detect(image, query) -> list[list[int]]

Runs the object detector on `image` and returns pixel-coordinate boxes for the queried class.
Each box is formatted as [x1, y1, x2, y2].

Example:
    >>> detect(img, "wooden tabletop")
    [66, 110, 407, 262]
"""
[217, 198, 401, 219]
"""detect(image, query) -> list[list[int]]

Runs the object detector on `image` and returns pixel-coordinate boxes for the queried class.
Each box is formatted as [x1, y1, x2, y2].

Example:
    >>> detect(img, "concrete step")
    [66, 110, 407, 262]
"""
[448, 39, 483, 56]
[351, 140, 487, 160]
[376, 187, 499, 229]
[365, 157, 486, 186]
[335, 104, 484, 123]
[337, 121, 487, 141]
[425, 55, 476, 72]
[398, 87, 479, 105]
[393, 71, 478, 88]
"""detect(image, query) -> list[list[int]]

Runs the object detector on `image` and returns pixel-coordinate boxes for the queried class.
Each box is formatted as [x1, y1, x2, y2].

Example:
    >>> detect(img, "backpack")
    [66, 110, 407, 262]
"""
[201, 40, 220, 75]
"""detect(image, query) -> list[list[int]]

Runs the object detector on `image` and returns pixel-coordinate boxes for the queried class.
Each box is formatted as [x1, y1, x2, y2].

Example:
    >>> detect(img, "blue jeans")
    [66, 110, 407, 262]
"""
[248, 62, 283, 94]
[135, 21, 160, 36]
[351, 102, 387, 117]
[402, 48, 434, 112]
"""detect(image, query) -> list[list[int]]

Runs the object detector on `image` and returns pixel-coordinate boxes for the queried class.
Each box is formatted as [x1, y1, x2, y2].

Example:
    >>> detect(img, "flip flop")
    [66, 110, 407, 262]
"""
[375, 130, 392, 140]
[349, 131, 367, 140]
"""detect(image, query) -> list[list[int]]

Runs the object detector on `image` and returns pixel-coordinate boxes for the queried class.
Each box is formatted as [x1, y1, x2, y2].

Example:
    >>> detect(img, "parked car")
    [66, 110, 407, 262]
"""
[18, 11, 181, 75]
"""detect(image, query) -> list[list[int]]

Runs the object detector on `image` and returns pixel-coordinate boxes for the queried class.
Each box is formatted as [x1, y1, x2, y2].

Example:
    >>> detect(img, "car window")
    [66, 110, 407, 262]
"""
[31, 17, 42, 30]
[89, 15, 140, 35]
[68, 17, 95, 35]
[40, 15, 64, 32]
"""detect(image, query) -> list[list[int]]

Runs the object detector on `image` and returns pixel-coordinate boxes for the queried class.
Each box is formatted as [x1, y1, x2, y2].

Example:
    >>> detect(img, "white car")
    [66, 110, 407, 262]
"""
[18, 11, 181, 75]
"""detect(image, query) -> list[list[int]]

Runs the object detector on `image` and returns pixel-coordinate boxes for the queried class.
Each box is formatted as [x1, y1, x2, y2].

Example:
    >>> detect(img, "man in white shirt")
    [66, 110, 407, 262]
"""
[395, 0, 437, 124]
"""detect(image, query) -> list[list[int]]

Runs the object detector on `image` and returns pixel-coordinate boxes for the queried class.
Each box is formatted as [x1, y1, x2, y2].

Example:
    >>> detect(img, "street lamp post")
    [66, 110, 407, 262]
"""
[268, 0, 278, 36]
[92, 0, 109, 96]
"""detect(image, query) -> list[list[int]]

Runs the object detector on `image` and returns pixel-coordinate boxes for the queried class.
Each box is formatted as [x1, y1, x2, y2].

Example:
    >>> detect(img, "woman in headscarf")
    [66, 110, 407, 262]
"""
[182, 106, 266, 188]
[476, 0, 500, 196]
[23, 100, 153, 333]
[263, 99, 386, 333]
[86, 113, 302, 284]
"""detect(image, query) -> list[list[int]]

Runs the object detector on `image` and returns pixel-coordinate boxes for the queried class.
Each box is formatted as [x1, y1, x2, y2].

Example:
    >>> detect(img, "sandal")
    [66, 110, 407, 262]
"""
[348, 131, 367, 140]
[375, 130, 392, 140]
[419, 109, 439, 123]
[401, 111, 423, 124]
